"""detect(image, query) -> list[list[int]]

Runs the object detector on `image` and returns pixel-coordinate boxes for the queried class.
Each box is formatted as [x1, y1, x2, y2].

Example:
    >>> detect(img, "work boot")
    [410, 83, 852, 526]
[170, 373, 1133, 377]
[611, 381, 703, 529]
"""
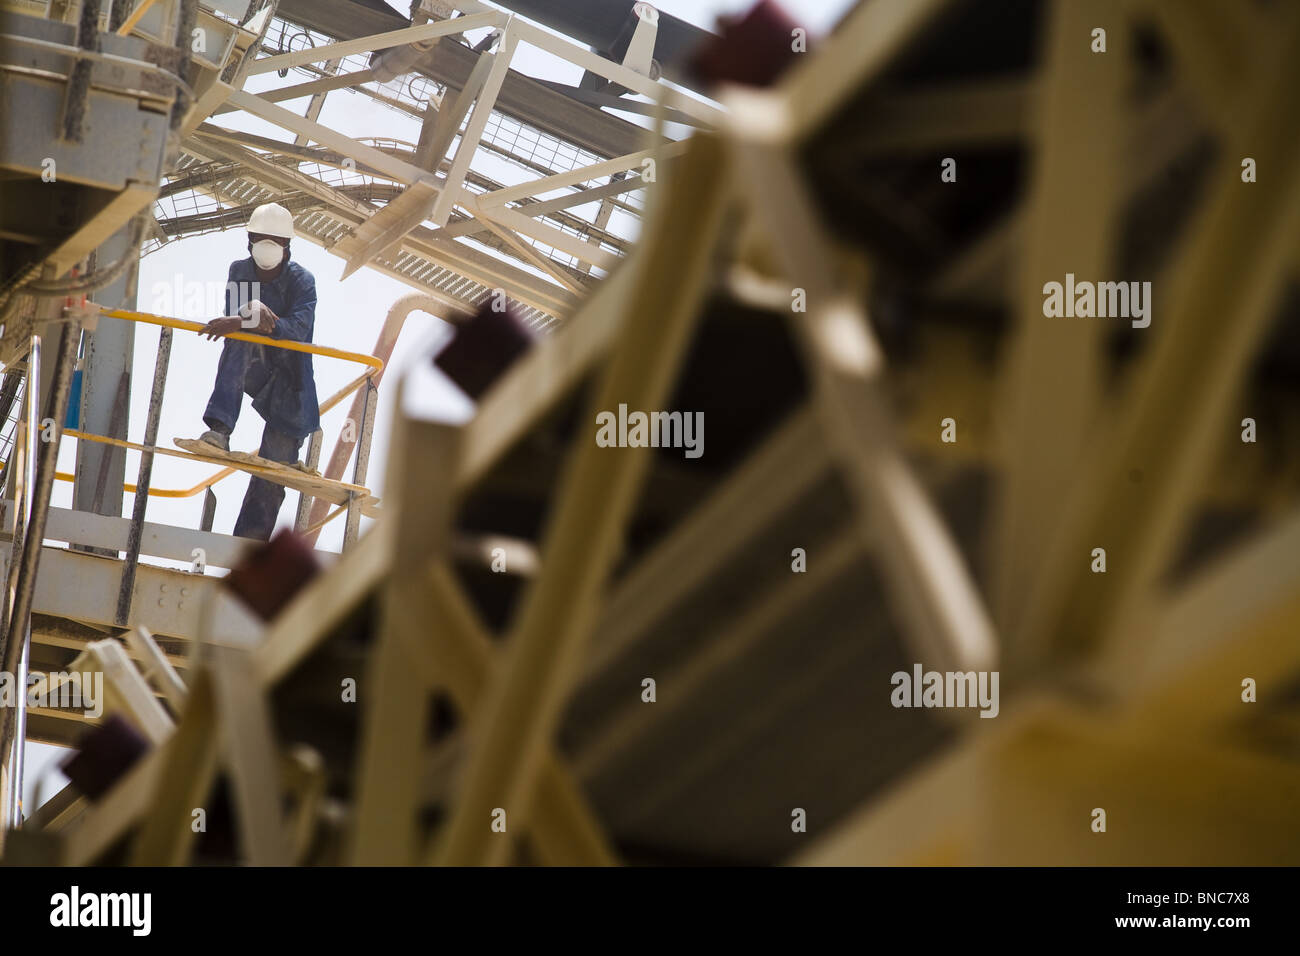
[198, 428, 230, 452]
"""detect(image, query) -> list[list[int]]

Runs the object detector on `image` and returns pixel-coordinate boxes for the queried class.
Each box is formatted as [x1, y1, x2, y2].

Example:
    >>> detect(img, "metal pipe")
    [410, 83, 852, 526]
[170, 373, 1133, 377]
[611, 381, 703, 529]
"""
[114, 327, 172, 627]
[303, 293, 445, 542]
[8, 624, 29, 826]
[7, 328, 42, 828]
[0, 347, 40, 696]
[0, 320, 79, 829]
[0, 336, 37, 832]
[23, 345, 37, 551]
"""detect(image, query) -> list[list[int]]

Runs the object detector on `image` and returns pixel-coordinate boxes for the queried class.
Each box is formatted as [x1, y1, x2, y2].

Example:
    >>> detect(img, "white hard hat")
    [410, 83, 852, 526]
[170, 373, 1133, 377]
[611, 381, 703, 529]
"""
[247, 202, 294, 239]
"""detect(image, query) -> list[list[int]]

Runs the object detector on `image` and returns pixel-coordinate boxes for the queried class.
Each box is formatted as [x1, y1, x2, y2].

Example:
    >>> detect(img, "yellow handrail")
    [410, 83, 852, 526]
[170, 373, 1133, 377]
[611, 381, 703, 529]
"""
[116, 0, 161, 36]
[46, 310, 384, 499]
[303, 505, 348, 536]
[53, 468, 235, 498]
[98, 308, 385, 373]
[61, 429, 370, 495]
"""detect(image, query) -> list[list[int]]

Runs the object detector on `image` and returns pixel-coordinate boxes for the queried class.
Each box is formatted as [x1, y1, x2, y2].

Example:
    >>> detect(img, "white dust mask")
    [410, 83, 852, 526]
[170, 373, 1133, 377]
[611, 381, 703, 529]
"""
[251, 239, 284, 269]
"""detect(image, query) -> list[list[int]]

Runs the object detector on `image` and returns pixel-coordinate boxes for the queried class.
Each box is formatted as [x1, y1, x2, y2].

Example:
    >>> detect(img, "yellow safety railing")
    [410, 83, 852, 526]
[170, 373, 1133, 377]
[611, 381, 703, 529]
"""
[45, 308, 385, 500]
[58, 428, 370, 495]
[99, 308, 384, 373]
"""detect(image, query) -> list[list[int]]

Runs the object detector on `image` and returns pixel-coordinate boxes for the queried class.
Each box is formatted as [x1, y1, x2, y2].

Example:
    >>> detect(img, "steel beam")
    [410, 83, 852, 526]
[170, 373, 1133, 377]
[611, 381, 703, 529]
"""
[471, 202, 619, 271]
[476, 142, 683, 209]
[509, 19, 722, 128]
[293, 57, 342, 148]
[428, 32, 517, 228]
[72, 222, 138, 546]
[5, 545, 260, 643]
[1016, 12, 1300, 663]
[225, 89, 438, 185]
[432, 136, 728, 866]
[417, 47, 497, 174]
[991, 0, 1124, 649]
[22, 505, 271, 570]
[780, 0, 952, 143]
[180, 134, 574, 317]
[275, 0, 663, 160]
[334, 179, 440, 280]
[795, 699, 1300, 865]
[245, 11, 504, 76]
[724, 88, 995, 676]
[1107, 505, 1300, 731]
[845, 77, 1032, 156]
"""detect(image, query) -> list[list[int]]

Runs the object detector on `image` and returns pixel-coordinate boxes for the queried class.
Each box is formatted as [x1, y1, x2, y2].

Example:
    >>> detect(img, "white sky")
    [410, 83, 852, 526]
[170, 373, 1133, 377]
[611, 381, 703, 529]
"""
[24, 0, 856, 813]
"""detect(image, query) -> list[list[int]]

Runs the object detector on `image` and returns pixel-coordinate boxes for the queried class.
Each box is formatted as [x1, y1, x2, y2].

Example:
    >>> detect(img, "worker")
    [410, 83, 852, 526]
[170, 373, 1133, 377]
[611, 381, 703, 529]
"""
[194, 202, 320, 540]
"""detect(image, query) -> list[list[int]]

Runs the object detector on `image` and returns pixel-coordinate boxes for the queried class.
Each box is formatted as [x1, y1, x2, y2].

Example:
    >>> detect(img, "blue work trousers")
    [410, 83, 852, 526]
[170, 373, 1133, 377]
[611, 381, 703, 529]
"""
[203, 338, 304, 541]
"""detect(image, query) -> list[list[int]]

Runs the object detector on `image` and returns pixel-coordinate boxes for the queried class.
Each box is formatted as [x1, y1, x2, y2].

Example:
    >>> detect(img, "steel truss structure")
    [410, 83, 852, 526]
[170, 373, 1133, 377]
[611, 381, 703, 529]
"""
[148, 0, 720, 332]
[2, 0, 1299, 866]
[0, 0, 717, 837]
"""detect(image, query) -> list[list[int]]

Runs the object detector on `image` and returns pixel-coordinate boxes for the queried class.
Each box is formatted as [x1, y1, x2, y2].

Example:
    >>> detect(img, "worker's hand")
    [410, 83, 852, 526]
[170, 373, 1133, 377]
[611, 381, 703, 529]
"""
[199, 316, 242, 340]
[253, 303, 279, 335]
[238, 300, 279, 334]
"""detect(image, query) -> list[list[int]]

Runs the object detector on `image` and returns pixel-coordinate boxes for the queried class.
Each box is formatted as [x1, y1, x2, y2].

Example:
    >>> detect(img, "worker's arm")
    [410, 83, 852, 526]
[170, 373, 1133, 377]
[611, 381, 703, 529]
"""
[201, 264, 260, 339]
[269, 270, 316, 344]
[200, 317, 242, 340]
[200, 309, 275, 339]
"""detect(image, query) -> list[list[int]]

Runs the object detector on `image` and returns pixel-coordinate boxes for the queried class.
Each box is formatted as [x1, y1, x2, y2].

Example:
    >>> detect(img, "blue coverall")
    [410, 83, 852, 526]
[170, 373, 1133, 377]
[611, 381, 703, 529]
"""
[203, 256, 320, 540]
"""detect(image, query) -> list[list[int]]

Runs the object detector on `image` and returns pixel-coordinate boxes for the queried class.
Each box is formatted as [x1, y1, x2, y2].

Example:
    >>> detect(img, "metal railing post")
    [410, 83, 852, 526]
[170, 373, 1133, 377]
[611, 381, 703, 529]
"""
[0, 335, 37, 834]
[201, 487, 217, 533]
[0, 317, 79, 831]
[342, 380, 377, 550]
[294, 428, 323, 533]
[114, 326, 172, 627]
